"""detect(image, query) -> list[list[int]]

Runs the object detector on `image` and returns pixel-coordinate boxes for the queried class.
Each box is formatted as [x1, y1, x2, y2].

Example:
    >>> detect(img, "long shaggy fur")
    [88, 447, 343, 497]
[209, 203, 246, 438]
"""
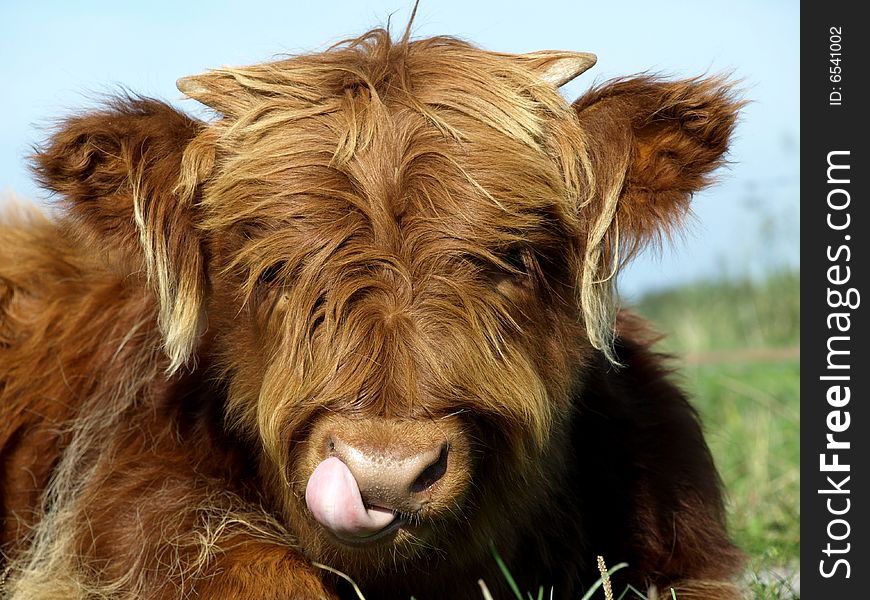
[2, 29, 743, 599]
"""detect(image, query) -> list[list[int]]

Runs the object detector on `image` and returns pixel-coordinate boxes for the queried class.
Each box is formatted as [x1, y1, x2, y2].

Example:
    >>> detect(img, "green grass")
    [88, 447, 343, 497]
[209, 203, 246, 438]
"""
[682, 361, 800, 559]
[632, 270, 800, 355]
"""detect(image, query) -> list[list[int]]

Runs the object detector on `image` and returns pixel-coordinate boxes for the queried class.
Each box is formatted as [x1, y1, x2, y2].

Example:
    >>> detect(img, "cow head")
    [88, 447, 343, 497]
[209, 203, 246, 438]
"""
[33, 29, 739, 578]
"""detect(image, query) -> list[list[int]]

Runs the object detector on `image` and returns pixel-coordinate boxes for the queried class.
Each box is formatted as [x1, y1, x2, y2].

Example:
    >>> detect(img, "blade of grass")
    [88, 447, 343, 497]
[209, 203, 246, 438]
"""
[478, 579, 496, 600]
[527, 587, 547, 600]
[490, 543, 524, 600]
[616, 583, 650, 600]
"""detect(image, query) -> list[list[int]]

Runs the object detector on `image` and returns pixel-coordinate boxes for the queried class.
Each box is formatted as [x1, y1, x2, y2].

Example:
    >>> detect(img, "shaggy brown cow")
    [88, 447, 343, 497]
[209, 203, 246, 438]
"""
[1, 27, 744, 600]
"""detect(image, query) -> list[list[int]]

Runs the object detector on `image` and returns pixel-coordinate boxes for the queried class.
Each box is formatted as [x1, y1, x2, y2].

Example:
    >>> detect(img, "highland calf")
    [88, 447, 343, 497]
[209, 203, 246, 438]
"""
[1, 28, 743, 599]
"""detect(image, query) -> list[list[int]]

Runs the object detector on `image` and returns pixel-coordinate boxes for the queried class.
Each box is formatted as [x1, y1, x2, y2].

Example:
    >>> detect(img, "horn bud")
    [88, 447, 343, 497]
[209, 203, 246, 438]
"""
[518, 51, 598, 87]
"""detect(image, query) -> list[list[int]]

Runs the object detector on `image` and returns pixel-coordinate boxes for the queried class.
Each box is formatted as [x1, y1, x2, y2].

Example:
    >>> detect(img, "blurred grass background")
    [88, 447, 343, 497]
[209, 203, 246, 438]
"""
[631, 269, 800, 599]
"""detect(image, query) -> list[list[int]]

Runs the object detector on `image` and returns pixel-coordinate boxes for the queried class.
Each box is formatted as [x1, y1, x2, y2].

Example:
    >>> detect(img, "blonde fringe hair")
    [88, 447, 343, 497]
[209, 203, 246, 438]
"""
[171, 28, 627, 368]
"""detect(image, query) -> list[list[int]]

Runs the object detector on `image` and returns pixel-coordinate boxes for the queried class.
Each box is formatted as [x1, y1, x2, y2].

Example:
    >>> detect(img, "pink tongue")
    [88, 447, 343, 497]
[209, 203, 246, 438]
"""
[305, 456, 396, 538]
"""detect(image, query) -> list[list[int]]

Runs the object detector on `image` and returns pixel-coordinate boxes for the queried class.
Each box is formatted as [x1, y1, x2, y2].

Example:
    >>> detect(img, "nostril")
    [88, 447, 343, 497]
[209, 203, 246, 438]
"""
[410, 442, 449, 493]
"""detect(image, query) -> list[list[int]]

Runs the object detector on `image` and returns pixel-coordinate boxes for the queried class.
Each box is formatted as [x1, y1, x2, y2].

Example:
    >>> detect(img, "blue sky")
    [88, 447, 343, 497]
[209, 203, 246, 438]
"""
[0, 0, 799, 297]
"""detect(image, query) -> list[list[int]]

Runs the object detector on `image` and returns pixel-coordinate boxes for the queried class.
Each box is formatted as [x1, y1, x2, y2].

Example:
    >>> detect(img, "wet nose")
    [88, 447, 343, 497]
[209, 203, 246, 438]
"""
[328, 434, 450, 513]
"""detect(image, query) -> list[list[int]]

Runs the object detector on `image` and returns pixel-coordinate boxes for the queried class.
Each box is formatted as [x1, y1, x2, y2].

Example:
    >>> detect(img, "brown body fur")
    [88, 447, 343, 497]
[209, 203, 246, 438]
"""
[2, 29, 743, 599]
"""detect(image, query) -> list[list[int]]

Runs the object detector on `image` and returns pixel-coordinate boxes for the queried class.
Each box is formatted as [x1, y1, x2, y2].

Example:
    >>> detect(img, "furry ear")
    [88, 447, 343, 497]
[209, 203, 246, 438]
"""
[32, 97, 207, 373]
[574, 75, 742, 254]
[571, 76, 741, 361]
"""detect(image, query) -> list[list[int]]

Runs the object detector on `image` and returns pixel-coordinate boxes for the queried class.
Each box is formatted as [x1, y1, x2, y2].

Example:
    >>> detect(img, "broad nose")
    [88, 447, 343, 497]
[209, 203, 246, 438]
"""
[328, 433, 450, 513]
[304, 416, 471, 543]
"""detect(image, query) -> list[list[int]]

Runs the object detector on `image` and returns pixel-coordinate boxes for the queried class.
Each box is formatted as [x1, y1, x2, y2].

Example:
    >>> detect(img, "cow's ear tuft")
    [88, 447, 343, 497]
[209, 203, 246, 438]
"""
[32, 97, 208, 372]
[574, 75, 742, 255]
[571, 76, 742, 361]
